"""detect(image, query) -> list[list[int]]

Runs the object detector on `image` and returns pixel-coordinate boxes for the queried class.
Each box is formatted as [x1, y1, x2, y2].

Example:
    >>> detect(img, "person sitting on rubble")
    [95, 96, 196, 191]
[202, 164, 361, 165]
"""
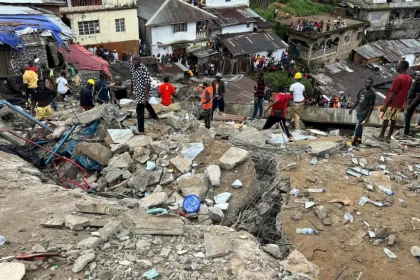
[107, 76, 127, 102]
[31, 80, 56, 121]
[80, 79, 95, 111]
[158, 76, 175, 106]
[262, 85, 293, 142]
[200, 81, 213, 129]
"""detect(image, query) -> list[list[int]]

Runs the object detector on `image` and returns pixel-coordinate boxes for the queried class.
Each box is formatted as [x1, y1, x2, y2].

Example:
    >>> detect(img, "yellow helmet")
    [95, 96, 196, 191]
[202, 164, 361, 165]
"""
[87, 79, 95, 85]
[294, 72, 302, 79]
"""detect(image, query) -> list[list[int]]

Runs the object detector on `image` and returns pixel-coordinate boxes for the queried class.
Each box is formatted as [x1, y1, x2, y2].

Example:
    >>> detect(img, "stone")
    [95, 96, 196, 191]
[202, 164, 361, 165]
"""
[78, 237, 101, 250]
[190, 126, 213, 141]
[388, 234, 396, 246]
[204, 233, 232, 258]
[314, 205, 328, 220]
[0, 262, 26, 280]
[75, 143, 112, 165]
[107, 129, 134, 144]
[160, 171, 174, 185]
[139, 192, 168, 209]
[280, 250, 320, 279]
[72, 253, 96, 273]
[215, 124, 238, 138]
[65, 215, 90, 231]
[218, 147, 250, 170]
[168, 103, 181, 111]
[76, 203, 125, 216]
[231, 179, 243, 188]
[136, 240, 152, 253]
[167, 192, 184, 210]
[410, 246, 420, 257]
[32, 243, 46, 253]
[129, 169, 150, 192]
[178, 173, 209, 201]
[308, 141, 342, 157]
[205, 165, 221, 187]
[52, 126, 66, 139]
[214, 203, 229, 210]
[198, 204, 212, 225]
[121, 170, 132, 179]
[231, 127, 265, 146]
[411, 217, 420, 230]
[170, 157, 192, 173]
[122, 209, 184, 235]
[167, 114, 182, 129]
[147, 168, 163, 186]
[108, 152, 133, 168]
[110, 143, 129, 154]
[126, 135, 152, 151]
[208, 207, 224, 222]
[119, 260, 131, 266]
[104, 168, 123, 184]
[160, 247, 171, 259]
[133, 147, 151, 163]
[99, 221, 121, 241]
[262, 244, 285, 259]
[376, 228, 390, 239]
[214, 192, 232, 204]
[41, 218, 64, 228]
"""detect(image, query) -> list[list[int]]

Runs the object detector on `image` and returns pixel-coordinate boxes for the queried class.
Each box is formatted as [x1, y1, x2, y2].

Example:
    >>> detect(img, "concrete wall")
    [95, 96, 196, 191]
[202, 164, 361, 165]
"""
[68, 8, 139, 46]
[150, 22, 197, 45]
[222, 23, 254, 34]
[9, 34, 48, 75]
[353, 52, 382, 67]
[206, 0, 250, 7]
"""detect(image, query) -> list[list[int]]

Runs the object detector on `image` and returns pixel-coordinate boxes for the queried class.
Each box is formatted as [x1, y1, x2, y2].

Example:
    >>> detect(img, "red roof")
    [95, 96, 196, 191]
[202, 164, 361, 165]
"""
[59, 44, 111, 78]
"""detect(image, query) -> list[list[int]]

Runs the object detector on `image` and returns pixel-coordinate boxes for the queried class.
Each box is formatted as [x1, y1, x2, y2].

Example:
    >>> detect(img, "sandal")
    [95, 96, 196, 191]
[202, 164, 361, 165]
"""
[132, 130, 145, 135]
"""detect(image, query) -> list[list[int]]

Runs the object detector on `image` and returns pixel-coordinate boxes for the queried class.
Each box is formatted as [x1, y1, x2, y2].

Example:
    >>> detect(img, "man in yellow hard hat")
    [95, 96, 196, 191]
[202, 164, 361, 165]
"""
[289, 72, 305, 130]
[80, 79, 95, 110]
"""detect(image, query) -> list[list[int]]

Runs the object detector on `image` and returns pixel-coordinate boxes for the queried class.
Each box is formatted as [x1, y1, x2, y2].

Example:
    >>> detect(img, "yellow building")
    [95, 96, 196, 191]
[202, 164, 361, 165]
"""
[60, 0, 139, 57]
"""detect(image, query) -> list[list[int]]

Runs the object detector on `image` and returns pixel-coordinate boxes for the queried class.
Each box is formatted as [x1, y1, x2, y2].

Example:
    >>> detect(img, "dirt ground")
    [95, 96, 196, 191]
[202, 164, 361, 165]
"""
[279, 147, 420, 280]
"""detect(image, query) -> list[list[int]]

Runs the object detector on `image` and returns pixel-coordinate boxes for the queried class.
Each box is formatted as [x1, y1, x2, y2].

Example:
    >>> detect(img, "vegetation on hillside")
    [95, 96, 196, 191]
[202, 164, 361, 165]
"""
[252, 0, 333, 20]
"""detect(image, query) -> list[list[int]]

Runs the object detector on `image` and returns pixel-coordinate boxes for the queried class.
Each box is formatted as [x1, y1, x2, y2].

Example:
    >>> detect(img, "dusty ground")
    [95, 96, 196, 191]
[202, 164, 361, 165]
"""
[279, 146, 420, 280]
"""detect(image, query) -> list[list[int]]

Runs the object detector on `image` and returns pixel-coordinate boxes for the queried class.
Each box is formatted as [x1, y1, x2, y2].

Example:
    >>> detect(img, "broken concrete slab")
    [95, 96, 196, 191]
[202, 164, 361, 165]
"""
[76, 203, 125, 216]
[204, 233, 233, 258]
[122, 209, 184, 235]
[170, 157, 192, 173]
[133, 147, 151, 163]
[99, 221, 121, 241]
[65, 215, 90, 231]
[262, 244, 286, 259]
[230, 127, 266, 146]
[107, 129, 134, 144]
[0, 120, 26, 146]
[65, 104, 118, 125]
[108, 152, 134, 169]
[178, 173, 209, 201]
[0, 262, 26, 280]
[41, 218, 64, 228]
[147, 168, 163, 186]
[51, 126, 67, 139]
[160, 171, 174, 185]
[167, 192, 184, 210]
[190, 126, 213, 142]
[129, 169, 150, 192]
[103, 168, 123, 184]
[110, 143, 129, 154]
[218, 147, 250, 170]
[126, 135, 152, 151]
[78, 237, 101, 250]
[198, 204, 212, 225]
[215, 124, 239, 138]
[167, 114, 182, 130]
[75, 143, 113, 166]
[280, 250, 320, 279]
[139, 192, 168, 209]
[31, 243, 46, 253]
[205, 165, 221, 187]
[308, 141, 343, 156]
[208, 207, 224, 222]
[72, 253, 96, 273]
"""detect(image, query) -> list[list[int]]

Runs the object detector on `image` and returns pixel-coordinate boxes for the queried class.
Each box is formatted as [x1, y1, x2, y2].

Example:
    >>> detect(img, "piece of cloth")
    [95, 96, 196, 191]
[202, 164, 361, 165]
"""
[212, 98, 224, 114]
[255, 79, 265, 97]
[23, 70, 38, 89]
[95, 80, 111, 102]
[407, 80, 420, 105]
[290, 82, 305, 102]
[113, 87, 128, 100]
[354, 114, 365, 139]
[212, 80, 225, 98]
[271, 93, 292, 118]
[263, 116, 292, 138]
[80, 86, 94, 108]
[356, 88, 376, 117]
[35, 105, 52, 120]
[136, 102, 158, 133]
[252, 97, 264, 118]
[56, 77, 69, 94]
[201, 86, 213, 110]
[158, 83, 175, 106]
[293, 102, 304, 130]
[384, 73, 412, 108]
[131, 63, 151, 104]
[381, 106, 400, 121]
[405, 106, 415, 135]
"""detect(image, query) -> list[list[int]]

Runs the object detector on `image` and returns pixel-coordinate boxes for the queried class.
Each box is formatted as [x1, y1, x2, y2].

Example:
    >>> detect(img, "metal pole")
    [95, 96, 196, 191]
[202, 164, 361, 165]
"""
[46, 125, 76, 164]
[0, 100, 53, 132]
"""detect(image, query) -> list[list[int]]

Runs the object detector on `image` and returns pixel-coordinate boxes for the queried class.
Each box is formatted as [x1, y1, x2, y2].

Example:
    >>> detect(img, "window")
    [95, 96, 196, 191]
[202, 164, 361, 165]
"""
[226, 0, 231, 2]
[356, 31, 362, 40]
[344, 35, 351, 43]
[78, 20, 100, 35]
[71, 0, 102, 7]
[402, 11, 411, 19]
[246, 23, 250, 28]
[115, 18, 125, 32]
[173, 23, 187, 33]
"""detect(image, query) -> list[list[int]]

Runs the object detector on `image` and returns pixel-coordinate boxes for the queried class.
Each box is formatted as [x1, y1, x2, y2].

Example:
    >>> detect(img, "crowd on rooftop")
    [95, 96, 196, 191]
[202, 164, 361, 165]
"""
[290, 16, 347, 34]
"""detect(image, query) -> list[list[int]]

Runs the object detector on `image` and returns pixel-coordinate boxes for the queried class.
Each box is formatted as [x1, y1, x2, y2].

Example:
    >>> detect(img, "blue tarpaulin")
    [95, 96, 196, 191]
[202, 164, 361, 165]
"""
[0, 14, 63, 50]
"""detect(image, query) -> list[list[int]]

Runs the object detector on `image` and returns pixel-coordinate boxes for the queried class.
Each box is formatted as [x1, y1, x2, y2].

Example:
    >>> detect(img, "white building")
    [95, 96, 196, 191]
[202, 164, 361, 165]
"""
[60, 0, 139, 55]
[137, 0, 216, 56]
[205, 0, 249, 7]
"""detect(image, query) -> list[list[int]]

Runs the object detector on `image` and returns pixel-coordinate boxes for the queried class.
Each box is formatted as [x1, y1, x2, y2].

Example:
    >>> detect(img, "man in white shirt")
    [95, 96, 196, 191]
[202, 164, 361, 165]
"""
[289, 72, 305, 130]
[113, 50, 119, 62]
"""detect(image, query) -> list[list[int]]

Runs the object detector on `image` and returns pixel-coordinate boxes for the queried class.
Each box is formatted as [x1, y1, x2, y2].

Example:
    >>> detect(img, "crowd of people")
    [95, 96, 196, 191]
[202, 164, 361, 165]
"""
[290, 16, 347, 34]
[306, 94, 352, 109]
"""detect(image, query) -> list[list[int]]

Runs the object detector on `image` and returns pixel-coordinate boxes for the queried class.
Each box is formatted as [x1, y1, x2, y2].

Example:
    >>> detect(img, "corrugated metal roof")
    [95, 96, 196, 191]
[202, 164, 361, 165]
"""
[205, 6, 256, 28]
[138, 0, 216, 26]
[354, 39, 420, 62]
[0, 0, 65, 4]
[221, 32, 288, 56]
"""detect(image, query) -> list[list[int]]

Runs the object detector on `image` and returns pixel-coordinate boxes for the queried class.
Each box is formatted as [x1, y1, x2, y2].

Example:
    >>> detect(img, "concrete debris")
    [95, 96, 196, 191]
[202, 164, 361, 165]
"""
[411, 217, 420, 230]
[52, 126, 67, 139]
[72, 253, 96, 273]
[231, 127, 266, 146]
[65, 215, 90, 231]
[169, 157, 192, 173]
[262, 244, 286, 259]
[76, 203, 125, 216]
[198, 204, 212, 225]
[309, 141, 342, 156]
[214, 202, 229, 210]
[99, 221, 121, 241]
[205, 165, 221, 187]
[0, 262, 26, 280]
[126, 135, 152, 151]
[167, 114, 182, 130]
[41, 218, 64, 228]
[232, 179, 243, 188]
[208, 207, 224, 222]
[139, 192, 168, 209]
[280, 250, 320, 279]
[31, 243, 46, 253]
[78, 237, 101, 249]
[129, 169, 151, 192]
[215, 123, 239, 138]
[204, 233, 233, 258]
[219, 147, 250, 169]
[147, 168, 163, 186]
[160, 171, 174, 185]
[107, 129, 134, 144]
[214, 192, 232, 204]
[75, 143, 113, 166]
[122, 210, 184, 235]
[178, 173, 209, 201]
[108, 152, 133, 168]
[411, 246, 420, 257]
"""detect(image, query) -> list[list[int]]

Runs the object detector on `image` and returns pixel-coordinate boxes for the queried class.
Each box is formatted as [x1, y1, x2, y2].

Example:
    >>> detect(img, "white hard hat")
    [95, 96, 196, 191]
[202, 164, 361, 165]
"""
[34, 58, 40, 64]
[216, 72, 222, 78]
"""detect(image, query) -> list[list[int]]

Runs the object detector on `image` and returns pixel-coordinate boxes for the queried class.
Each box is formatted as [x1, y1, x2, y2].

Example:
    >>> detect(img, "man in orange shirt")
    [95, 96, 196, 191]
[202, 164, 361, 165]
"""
[158, 76, 175, 106]
[201, 82, 213, 129]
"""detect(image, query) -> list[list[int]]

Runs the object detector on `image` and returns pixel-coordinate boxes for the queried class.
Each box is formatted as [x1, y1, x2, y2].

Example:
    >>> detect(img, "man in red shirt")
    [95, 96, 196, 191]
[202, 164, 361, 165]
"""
[158, 76, 175, 106]
[263, 85, 293, 141]
[377, 60, 412, 142]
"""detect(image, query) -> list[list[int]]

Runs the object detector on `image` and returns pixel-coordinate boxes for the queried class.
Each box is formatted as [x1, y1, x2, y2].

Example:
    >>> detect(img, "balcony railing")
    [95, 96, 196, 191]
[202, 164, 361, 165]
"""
[196, 31, 207, 39]
[71, 0, 102, 7]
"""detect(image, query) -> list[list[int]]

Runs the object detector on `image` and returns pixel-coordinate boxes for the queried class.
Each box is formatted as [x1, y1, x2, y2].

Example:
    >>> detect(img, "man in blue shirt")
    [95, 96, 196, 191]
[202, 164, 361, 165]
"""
[94, 72, 117, 104]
